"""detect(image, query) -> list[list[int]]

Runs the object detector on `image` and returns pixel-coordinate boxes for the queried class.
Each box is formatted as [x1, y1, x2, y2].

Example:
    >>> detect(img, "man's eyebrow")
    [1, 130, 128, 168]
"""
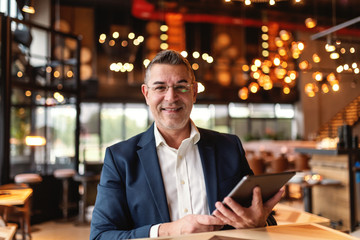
[177, 79, 188, 84]
[151, 79, 189, 85]
[152, 81, 165, 85]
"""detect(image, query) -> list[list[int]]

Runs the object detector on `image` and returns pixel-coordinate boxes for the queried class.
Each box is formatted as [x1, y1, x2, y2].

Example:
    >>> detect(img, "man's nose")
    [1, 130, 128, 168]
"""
[164, 86, 178, 100]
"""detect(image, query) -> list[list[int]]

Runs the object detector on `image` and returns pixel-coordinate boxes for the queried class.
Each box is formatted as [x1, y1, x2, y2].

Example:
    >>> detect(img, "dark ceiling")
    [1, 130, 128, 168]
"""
[58, 0, 360, 30]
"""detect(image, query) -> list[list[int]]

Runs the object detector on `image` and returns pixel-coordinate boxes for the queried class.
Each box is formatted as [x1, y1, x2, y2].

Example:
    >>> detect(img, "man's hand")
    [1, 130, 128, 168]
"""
[212, 186, 284, 229]
[158, 214, 224, 236]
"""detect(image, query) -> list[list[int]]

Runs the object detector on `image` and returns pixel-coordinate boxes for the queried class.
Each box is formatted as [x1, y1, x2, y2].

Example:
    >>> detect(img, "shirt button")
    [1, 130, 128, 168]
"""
[181, 180, 185, 185]
[178, 155, 182, 160]
[184, 208, 188, 213]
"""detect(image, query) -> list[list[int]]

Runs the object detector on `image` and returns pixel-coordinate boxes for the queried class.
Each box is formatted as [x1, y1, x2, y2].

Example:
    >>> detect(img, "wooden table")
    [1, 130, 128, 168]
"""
[0, 188, 33, 206]
[0, 188, 33, 228]
[136, 223, 358, 240]
[274, 203, 330, 226]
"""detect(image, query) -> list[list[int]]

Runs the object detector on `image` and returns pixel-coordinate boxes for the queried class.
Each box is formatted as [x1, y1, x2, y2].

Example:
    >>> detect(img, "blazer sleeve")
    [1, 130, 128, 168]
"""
[90, 147, 152, 240]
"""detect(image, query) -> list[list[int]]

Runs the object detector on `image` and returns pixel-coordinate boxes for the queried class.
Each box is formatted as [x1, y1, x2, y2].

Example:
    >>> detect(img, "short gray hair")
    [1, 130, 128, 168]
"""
[144, 50, 195, 84]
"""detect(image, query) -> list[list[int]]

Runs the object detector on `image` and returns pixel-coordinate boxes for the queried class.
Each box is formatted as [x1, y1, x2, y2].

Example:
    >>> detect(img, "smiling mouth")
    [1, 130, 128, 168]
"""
[161, 107, 182, 112]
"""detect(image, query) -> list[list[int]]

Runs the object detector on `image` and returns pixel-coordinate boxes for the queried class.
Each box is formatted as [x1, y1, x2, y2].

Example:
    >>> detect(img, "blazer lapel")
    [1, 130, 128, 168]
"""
[197, 129, 218, 213]
[137, 125, 171, 223]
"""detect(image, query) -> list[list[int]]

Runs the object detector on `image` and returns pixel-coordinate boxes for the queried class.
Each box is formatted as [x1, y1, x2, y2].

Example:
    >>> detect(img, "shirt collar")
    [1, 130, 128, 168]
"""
[154, 120, 200, 148]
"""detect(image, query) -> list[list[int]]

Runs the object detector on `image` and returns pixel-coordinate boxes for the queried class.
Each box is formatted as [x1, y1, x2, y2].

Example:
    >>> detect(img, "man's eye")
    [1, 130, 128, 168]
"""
[174, 85, 187, 92]
[155, 86, 167, 91]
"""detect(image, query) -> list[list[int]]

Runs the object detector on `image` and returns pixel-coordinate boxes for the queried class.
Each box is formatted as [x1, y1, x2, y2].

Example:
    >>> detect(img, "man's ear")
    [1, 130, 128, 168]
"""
[141, 84, 149, 105]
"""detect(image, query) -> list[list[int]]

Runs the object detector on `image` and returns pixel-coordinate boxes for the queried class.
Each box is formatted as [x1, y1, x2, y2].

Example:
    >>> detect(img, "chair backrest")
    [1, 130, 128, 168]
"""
[248, 155, 266, 175]
[270, 154, 289, 173]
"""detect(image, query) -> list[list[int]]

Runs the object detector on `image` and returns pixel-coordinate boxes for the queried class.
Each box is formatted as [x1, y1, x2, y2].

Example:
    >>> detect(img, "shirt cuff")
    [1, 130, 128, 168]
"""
[149, 224, 161, 238]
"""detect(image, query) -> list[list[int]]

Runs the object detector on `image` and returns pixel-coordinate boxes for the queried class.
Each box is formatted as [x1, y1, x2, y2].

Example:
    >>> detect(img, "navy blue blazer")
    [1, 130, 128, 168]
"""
[90, 124, 253, 240]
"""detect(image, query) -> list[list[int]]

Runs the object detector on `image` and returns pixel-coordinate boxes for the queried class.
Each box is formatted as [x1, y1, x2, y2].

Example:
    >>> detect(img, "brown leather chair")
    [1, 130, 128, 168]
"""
[270, 154, 289, 173]
[248, 155, 266, 175]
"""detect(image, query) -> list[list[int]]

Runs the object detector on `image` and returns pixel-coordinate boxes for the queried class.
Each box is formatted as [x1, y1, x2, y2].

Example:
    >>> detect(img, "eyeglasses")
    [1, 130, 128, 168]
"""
[147, 83, 193, 94]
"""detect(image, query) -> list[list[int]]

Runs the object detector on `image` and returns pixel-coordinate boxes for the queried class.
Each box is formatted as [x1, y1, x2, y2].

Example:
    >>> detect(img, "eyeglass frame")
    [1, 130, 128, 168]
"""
[146, 82, 195, 94]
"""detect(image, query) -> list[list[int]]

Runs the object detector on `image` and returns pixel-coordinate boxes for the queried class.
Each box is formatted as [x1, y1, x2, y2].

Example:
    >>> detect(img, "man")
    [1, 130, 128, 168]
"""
[90, 50, 283, 239]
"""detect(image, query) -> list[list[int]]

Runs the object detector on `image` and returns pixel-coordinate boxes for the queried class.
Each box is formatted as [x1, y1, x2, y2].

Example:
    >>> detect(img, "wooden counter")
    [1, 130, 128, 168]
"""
[136, 223, 358, 240]
[295, 147, 359, 232]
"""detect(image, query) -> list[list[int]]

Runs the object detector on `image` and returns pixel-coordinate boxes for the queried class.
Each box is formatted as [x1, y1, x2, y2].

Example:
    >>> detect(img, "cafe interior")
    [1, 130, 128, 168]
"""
[0, 0, 360, 239]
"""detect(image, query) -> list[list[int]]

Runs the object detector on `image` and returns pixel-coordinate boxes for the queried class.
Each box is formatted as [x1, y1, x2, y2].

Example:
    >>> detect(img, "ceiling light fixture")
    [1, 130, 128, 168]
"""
[22, 0, 35, 14]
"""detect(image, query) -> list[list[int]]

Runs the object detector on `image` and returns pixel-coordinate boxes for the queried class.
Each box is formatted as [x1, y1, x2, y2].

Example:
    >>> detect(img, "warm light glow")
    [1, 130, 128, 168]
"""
[25, 90, 31, 97]
[54, 71, 60, 78]
[192, 63, 199, 70]
[305, 18, 317, 28]
[279, 30, 290, 41]
[283, 86, 290, 94]
[121, 40, 128, 47]
[332, 83, 340, 91]
[66, 71, 73, 78]
[160, 25, 168, 32]
[143, 59, 150, 68]
[254, 59, 262, 67]
[242, 65, 250, 72]
[261, 26, 268, 32]
[330, 52, 339, 59]
[325, 43, 336, 52]
[128, 32, 135, 39]
[100, 34, 106, 41]
[297, 42, 305, 51]
[312, 71, 323, 81]
[312, 54, 321, 63]
[238, 87, 249, 100]
[192, 51, 200, 59]
[25, 136, 46, 146]
[321, 84, 329, 93]
[262, 50, 269, 57]
[17, 71, 23, 78]
[181, 51, 188, 58]
[262, 42, 269, 49]
[284, 76, 291, 84]
[249, 82, 259, 93]
[273, 57, 281, 66]
[112, 32, 119, 39]
[350, 47, 355, 53]
[261, 34, 269, 41]
[109, 40, 115, 46]
[299, 60, 309, 70]
[336, 65, 344, 73]
[275, 37, 283, 47]
[160, 43, 168, 50]
[22, 5, 35, 14]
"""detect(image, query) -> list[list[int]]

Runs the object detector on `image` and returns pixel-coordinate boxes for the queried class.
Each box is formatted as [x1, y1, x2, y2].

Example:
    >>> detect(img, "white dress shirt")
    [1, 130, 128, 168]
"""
[149, 121, 209, 237]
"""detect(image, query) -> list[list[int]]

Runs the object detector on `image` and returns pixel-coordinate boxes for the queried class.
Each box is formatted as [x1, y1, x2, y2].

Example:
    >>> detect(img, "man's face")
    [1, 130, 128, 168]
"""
[141, 64, 197, 133]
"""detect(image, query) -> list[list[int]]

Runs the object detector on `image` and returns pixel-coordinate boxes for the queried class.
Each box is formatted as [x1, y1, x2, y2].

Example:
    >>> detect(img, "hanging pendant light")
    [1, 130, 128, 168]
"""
[22, 0, 35, 14]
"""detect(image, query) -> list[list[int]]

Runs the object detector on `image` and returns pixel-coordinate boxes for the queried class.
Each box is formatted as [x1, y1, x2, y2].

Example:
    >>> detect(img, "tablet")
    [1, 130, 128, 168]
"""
[225, 171, 296, 208]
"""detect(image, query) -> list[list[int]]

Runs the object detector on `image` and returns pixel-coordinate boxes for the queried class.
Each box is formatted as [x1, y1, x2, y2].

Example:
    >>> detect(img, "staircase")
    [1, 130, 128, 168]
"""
[317, 95, 360, 140]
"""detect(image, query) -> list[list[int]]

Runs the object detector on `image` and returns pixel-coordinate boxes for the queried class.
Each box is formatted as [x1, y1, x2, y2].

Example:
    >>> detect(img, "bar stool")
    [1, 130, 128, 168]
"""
[54, 169, 77, 220]
[73, 173, 100, 225]
[14, 173, 42, 240]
